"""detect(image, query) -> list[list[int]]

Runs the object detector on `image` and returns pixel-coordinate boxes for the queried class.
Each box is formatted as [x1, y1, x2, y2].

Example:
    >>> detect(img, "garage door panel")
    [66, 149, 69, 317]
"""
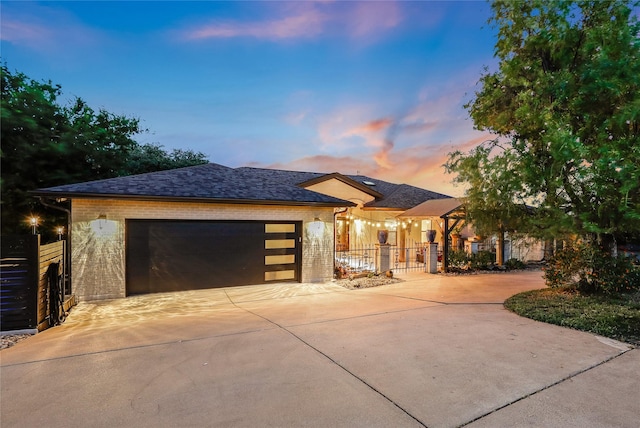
[126, 220, 301, 295]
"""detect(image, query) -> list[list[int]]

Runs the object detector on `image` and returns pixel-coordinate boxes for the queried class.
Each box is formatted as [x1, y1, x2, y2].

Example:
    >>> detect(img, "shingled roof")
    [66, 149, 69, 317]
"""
[346, 178, 451, 210]
[32, 163, 451, 209]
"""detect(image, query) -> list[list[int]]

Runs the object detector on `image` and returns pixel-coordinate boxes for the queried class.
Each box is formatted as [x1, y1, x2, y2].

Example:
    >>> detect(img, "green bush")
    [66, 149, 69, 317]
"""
[543, 244, 583, 287]
[448, 250, 497, 270]
[505, 258, 526, 270]
[448, 250, 470, 269]
[469, 250, 495, 270]
[544, 242, 640, 294]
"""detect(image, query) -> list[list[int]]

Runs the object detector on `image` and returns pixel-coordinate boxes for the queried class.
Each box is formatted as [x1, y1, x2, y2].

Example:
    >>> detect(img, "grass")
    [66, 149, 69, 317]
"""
[504, 288, 640, 346]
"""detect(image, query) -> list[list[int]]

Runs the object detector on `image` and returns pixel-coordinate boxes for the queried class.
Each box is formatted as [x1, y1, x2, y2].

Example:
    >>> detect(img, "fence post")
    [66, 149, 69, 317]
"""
[426, 243, 438, 274]
[405, 247, 410, 270]
[423, 245, 427, 273]
[376, 244, 390, 273]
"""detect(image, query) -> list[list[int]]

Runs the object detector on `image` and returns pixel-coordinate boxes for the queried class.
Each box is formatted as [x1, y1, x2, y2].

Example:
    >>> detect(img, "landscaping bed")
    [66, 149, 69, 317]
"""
[1, 333, 33, 350]
[335, 273, 403, 289]
[505, 288, 640, 346]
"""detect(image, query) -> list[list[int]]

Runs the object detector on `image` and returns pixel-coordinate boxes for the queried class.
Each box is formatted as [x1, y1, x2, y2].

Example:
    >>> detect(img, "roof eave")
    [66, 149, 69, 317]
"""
[31, 191, 356, 208]
[361, 206, 409, 212]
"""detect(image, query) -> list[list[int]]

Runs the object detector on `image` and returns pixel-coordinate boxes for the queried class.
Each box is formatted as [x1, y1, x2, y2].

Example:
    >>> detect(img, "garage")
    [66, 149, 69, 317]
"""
[126, 220, 302, 295]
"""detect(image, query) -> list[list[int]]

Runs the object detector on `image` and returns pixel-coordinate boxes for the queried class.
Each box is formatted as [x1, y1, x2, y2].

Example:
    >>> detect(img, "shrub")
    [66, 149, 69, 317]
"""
[543, 245, 584, 288]
[505, 258, 526, 270]
[469, 250, 495, 270]
[544, 242, 640, 294]
[448, 250, 470, 269]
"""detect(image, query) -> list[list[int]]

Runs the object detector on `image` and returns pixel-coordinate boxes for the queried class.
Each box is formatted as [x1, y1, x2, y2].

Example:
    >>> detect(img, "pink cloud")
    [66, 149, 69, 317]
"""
[271, 67, 494, 195]
[263, 130, 493, 198]
[180, 1, 403, 42]
[267, 149, 459, 195]
[349, 2, 401, 37]
[1, 6, 103, 54]
[0, 20, 53, 47]
[284, 111, 309, 125]
[372, 137, 394, 170]
[315, 105, 388, 151]
[352, 118, 394, 133]
[266, 155, 370, 175]
[186, 8, 327, 41]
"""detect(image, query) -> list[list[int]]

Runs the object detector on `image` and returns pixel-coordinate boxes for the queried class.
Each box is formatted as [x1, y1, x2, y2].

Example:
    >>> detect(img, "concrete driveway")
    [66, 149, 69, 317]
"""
[1, 271, 638, 427]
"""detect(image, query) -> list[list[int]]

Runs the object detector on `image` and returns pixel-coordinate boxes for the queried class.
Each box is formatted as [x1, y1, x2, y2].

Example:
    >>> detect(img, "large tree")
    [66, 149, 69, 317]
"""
[1, 64, 208, 238]
[448, 0, 640, 253]
[445, 141, 531, 264]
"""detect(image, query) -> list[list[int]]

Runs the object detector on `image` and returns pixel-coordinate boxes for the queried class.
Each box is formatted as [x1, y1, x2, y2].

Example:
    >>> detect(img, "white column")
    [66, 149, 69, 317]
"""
[426, 243, 438, 274]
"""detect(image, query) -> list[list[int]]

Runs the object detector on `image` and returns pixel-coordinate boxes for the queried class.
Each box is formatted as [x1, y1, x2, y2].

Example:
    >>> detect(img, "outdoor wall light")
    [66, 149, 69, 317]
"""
[96, 213, 107, 229]
[56, 226, 64, 241]
[90, 213, 117, 238]
[308, 217, 324, 239]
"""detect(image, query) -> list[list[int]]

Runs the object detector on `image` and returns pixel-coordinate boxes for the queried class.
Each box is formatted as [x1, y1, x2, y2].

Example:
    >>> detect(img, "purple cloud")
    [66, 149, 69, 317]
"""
[180, 1, 403, 42]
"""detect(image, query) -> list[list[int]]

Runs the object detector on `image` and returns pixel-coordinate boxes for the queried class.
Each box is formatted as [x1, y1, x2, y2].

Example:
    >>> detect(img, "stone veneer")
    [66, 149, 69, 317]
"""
[71, 198, 336, 301]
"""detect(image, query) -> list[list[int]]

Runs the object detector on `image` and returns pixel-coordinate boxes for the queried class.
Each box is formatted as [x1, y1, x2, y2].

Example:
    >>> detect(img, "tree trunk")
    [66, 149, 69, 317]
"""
[598, 233, 617, 257]
[544, 239, 554, 260]
[497, 229, 505, 266]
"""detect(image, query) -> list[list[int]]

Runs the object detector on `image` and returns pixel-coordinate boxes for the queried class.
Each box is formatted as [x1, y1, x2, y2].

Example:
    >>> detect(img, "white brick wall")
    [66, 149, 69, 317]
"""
[71, 198, 336, 301]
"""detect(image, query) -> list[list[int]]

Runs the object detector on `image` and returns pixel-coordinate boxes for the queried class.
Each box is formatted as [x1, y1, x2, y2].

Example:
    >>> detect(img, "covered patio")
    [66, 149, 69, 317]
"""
[397, 198, 467, 272]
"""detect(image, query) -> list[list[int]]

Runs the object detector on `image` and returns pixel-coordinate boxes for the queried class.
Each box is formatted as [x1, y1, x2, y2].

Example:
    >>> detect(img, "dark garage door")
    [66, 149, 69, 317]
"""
[126, 220, 301, 295]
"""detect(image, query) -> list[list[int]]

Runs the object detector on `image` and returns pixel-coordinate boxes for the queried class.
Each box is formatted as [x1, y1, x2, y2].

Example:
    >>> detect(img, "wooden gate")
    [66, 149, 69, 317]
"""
[0, 235, 73, 332]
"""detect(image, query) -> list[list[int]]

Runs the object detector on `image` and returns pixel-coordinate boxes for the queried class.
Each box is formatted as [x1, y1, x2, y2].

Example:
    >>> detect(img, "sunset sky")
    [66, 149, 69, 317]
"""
[1, 1, 500, 196]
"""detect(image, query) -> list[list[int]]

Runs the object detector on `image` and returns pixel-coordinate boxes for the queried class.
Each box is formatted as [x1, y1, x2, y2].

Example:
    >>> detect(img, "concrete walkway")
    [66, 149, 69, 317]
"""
[1, 271, 637, 427]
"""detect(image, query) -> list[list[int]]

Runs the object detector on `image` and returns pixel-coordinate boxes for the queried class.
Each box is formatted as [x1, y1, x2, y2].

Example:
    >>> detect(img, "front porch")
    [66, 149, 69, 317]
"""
[335, 240, 444, 277]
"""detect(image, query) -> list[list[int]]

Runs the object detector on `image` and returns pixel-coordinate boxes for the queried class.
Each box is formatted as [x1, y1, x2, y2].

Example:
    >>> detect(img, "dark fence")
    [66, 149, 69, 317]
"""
[1, 235, 69, 332]
[335, 239, 443, 276]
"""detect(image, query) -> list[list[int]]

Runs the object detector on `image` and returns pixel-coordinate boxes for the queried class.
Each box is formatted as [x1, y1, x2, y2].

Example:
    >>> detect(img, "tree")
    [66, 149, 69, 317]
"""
[448, 0, 640, 255]
[1, 64, 208, 238]
[445, 141, 530, 265]
[124, 143, 209, 176]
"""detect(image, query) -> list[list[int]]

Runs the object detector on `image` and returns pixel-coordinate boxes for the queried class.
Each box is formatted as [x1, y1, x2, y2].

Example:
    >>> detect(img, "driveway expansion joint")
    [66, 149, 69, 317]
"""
[224, 290, 429, 428]
[456, 348, 634, 427]
[363, 291, 508, 306]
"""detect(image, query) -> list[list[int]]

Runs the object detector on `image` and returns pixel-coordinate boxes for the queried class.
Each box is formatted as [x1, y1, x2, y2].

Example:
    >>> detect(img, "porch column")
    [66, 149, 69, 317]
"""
[443, 217, 449, 272]
[377, 243, 391, 273]
[426, 243, 438, 274]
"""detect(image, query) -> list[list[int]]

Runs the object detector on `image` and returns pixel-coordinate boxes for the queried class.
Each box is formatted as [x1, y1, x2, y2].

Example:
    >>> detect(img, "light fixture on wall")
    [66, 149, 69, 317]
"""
[308, 217, 324, 239]
[96, 214, 107, 230]
[90, 213, 116, 237]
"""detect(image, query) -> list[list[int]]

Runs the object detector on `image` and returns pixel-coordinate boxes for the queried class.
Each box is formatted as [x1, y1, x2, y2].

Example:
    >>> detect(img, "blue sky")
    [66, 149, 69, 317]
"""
[1, 1, 499, 196]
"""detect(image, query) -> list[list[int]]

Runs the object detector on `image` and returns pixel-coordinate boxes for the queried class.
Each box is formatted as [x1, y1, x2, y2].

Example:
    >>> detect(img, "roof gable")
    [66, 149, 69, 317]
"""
[345, 178, 452, 211]
[298, 173, 384, 199]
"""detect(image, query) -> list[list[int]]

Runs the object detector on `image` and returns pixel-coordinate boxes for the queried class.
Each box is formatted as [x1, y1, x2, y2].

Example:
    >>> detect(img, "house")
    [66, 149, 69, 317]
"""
[32, 163, 451, 301]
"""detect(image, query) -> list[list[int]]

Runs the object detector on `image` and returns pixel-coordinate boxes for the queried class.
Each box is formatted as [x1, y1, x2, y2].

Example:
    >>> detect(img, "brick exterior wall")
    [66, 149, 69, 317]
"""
[71, 199, 336, 301]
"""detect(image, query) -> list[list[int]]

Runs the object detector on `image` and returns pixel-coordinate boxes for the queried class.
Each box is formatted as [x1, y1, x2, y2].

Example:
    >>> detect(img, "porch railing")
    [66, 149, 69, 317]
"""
[335, 239, 442, 276]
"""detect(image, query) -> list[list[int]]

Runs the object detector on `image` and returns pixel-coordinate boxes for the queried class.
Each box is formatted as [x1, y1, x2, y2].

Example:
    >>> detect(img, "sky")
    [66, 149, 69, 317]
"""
[1, 1, 500, 197]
